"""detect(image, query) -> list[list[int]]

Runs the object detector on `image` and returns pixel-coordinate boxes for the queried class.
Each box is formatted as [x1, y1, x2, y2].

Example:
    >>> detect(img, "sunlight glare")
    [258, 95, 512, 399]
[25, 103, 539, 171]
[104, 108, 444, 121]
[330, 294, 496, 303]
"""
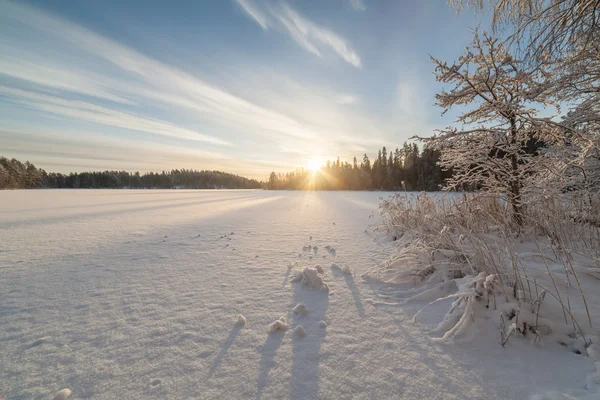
[308, 157, 321, 173]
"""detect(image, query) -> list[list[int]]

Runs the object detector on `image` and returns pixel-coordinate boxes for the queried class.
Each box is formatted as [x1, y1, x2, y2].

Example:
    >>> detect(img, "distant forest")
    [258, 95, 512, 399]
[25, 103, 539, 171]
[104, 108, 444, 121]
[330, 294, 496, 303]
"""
[0, 157, 262, 190]
[1, 143, 448, 191]
[267, 143, 449, 191]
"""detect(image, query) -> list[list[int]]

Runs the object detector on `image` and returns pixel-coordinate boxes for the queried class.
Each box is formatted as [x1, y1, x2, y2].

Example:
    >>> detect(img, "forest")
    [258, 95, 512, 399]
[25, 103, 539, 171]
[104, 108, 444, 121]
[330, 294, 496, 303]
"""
[267, 143, 450, 191]
[0, 157, 262, 190]
[1, 141, 449, 191]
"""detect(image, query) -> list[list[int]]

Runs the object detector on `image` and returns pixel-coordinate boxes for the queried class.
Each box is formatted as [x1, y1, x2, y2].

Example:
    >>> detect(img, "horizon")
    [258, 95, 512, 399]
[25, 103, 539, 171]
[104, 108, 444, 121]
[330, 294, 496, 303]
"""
[1, 142, 431, 188]
[0, 0, 486, 180]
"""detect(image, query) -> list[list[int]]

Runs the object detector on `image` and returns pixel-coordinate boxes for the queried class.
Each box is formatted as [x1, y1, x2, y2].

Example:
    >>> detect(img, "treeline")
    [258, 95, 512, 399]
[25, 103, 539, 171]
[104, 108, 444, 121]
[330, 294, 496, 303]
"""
[267, 143, 450, 191]
[0, 157, 261, 189]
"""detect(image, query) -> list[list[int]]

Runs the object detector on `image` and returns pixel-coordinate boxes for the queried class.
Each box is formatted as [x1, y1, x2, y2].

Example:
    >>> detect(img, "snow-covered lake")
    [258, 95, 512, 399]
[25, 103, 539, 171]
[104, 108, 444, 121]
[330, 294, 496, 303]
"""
[0, 190, 590, 399]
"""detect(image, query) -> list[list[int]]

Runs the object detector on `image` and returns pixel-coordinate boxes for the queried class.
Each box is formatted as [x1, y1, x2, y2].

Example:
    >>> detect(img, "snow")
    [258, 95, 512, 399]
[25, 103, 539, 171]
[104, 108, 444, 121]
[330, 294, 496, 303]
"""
[268, 317, 289, 333]
[292, 303, 307, 315]
[290, 265, 329, 290]
[30, 337, 50, 347]
[293, 325, 306, 337]
[237, 314, 247, 326]
[331, 262, 352, 275]
[52, 388, 72, 400]
[0, 189, 598, 399]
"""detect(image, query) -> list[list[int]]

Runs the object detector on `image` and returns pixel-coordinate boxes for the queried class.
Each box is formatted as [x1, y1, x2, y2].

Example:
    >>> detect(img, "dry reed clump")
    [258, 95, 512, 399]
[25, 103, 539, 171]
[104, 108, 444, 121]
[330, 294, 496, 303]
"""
[364, 192, 599, 345]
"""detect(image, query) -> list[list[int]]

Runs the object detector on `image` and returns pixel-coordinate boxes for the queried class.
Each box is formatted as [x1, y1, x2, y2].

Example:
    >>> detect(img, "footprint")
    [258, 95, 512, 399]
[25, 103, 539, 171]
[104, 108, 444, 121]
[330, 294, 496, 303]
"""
[199, 351, 212, 359]
[30, 337, 50, 348]
[150, 378, 162, 387]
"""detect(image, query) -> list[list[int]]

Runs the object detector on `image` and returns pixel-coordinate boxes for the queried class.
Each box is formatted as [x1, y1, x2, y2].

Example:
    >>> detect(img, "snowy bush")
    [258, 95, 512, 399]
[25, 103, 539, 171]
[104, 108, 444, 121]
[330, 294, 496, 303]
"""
[366, 193, 598, 346]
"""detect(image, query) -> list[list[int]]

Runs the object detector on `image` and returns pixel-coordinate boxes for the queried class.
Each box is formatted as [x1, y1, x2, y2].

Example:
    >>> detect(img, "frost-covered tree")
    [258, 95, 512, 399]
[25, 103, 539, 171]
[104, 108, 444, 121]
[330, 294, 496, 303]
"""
[450, 0, 600, 117]
[449, 1, 600, 219]
[450, 0, 600, 60]
[532, 95, 600, 220]
[426, 31, 559, 225]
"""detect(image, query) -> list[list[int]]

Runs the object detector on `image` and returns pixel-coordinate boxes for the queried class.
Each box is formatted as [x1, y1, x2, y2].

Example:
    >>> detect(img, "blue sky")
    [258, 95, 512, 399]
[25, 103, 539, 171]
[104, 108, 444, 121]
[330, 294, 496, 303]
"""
[0, 0, 485, 178]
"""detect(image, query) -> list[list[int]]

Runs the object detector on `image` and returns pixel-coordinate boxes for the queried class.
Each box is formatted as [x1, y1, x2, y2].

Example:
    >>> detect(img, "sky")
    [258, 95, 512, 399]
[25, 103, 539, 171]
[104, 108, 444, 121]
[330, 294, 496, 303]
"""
[0, 0, 486, 179]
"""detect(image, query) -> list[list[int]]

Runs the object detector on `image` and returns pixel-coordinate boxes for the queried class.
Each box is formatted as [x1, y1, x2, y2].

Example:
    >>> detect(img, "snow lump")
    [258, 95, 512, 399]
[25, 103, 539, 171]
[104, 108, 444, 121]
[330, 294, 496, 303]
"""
[268, 316, 289, 333]
[293, 325, 306, 336]
[291, 266, 328, 290]
[293, 303, 308, 315]
[53, 389, 72, 400]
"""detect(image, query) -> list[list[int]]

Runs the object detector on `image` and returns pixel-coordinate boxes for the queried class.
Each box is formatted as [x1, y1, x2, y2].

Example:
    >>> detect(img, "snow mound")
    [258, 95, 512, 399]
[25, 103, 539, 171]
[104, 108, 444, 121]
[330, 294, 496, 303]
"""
[236, 314, 246, 325]
[291, 266, 329, 290]
[319, 320, 327, 328]
[331, 262, 352, 275]
[268, 316, 289, 333]
[293, 303, 307, 315]
[293, 325, 306, 336]
[53, 388, 72, 400]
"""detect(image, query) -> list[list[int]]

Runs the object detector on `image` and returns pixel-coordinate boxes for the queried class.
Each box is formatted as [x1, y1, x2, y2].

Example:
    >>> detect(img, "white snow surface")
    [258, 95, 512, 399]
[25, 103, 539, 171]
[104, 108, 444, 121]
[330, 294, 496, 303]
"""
[0, 189, 596, 399]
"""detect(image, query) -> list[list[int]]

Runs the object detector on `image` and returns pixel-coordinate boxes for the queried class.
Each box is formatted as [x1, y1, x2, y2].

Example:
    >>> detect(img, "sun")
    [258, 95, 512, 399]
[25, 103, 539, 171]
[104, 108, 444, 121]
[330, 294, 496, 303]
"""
[307, 157, 321, 173]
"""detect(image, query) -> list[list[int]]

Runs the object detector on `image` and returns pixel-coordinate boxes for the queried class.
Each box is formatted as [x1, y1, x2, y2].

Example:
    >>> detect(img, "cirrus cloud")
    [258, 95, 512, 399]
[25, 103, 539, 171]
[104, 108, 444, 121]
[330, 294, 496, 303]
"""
[235, 0, 361, 68]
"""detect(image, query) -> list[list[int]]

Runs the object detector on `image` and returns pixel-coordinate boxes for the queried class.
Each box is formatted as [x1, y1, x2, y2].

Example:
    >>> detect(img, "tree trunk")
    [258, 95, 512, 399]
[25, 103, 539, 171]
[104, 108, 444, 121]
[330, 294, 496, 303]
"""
[509, 117, 523, 226]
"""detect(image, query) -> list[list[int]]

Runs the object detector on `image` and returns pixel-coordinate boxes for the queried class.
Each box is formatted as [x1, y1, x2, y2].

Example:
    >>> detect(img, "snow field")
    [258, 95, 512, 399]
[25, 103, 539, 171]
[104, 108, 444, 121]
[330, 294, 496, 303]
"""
[0, 190, 597, 399]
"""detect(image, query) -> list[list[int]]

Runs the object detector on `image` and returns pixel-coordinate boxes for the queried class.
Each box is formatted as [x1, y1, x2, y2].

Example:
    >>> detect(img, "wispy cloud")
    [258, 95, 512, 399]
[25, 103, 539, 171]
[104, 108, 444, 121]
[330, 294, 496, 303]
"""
[234, 0, 361, 68]
[0, 128, 290, 178]
[235, 0, 269, 30]
[0, 87, 231, 145]
[397, 80, 430, 119]
[276, 4, 362, 68]
[0, 1, 318, 144]
[0, 54, 136, 106]
[349, 0, 367, 12]
[397, 82, 416, 115]
[0, 0, 434, 175]
[336, 94, 360, 105]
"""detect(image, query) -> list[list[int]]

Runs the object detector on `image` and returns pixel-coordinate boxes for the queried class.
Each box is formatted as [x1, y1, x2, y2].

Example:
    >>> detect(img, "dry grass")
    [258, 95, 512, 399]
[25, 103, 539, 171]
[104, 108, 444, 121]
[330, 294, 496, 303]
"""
[364, 192, 599, 344]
